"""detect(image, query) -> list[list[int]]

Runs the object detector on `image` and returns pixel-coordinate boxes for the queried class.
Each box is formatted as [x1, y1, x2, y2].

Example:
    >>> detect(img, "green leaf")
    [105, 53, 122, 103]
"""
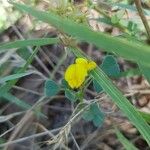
[0, 138, 5, 144]
[70, 47, 150, 146]
[12, 2, 150, 67]
[0, 47, 39, 97]
[3, 93, 47, 118]
[93, 115, 104, 127]
[65, 89, 77, 102]
[111, 15, 119, 24]
[44, 80, 60, 97]
[0, 36, 58, 97]
[0, 71, 34, 83]
[127, 21, 138, 33]
[93, 79, 103, 93]
[115, 128, 138, 150]
[118, 68, 141, 78]
[61, 79, 69, 89]
[0, 38, 59, 52]
[82, 109, 93, 121]
[97, 17, 112, 26]
[93, 55, 120, 93]
[8, 2, 150, 145]
[83, 103, 105, 127]
[91, 103, 105, 127]
[3, 92, 31, 110]
[101, 55, 120, 77]
[0, 46, 42, 113]
[17, 47, 31, 60]
[91, 68, 150, 145]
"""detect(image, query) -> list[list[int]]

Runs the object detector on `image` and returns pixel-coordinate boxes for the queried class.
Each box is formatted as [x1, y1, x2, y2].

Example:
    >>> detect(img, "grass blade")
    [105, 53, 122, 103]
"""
[0, 71, 35, 83]
[3, 93, 31, 110]
[0, 38, 59, 52]
[0, 47, 39, 96]
[9, 2, 150, 145]
[12, 2, 150, 66]
[115, 128, 138, 150]
[3, 93, 46, 118]
[91, 68, 150, 145]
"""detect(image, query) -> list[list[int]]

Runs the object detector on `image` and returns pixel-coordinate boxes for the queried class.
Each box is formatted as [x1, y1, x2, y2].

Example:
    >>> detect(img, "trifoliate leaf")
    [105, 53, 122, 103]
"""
[44, 80, 60, 97]
[65, 89, 77, 102]
[90, 103, 105, 127]
[82, 103, 105, 127]
[82, 109, 93, 121]
[93, 55, 120, 93]
[61, 79, 69, 89]
[93, 79, 103, 93]
[101, 55, 120, 77]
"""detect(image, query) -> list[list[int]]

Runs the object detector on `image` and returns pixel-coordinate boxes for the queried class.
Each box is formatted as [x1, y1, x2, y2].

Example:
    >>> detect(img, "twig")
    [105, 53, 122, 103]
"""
[134, 0, 150, 41]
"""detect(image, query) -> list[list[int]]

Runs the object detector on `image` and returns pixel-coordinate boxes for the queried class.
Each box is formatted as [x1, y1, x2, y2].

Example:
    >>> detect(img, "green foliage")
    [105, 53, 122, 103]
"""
[93, 55, 120, 93]
[119, 68, 141, 78]
[0, 47, 39, 104]
[44, 80, 60, 97]
[139, 111, 150, 124]
[83, 103, 105, 127]
[115, 128, 138, 150]
[0, 37, 58, 109]
[71, 47, 150, 145]
[12, 2, 150, 67]
[97, 17, 112, 26]
[127, 21, 138, 34]
[0, 71, 34, 83]
[111, 10, 125, 24]
[0, 38, 59, 52]
[0, 138, 5, 145]
[3, 93, 31, 110]
[3, 93, 46, 118]
[3, 2, 150, 146]
[17, 47, 31, 60]
[93, 79, 103, 93]
[101, 55, 120, 77]
[61, 79, 69, 89]
[62, 79, 78, 102]
[65, 89, 77, 102]
[139, 63, 150, 84]
[92, 68, 150, 145]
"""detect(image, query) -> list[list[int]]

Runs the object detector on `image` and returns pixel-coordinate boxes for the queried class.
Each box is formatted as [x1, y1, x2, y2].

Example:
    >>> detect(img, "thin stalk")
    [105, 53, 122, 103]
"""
[134, 0, 150, 41]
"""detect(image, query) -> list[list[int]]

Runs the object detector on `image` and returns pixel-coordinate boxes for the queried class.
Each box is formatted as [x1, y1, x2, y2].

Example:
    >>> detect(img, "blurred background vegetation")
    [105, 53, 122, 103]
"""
[0, 0, 150, 150]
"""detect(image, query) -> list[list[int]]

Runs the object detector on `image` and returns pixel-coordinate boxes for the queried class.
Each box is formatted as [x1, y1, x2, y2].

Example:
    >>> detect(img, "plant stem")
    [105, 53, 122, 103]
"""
[134, 0, 150, 41]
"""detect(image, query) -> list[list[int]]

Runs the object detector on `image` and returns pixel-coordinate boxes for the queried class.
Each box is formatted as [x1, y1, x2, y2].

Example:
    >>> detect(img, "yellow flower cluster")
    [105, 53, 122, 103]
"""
[65, 58, 97, 89]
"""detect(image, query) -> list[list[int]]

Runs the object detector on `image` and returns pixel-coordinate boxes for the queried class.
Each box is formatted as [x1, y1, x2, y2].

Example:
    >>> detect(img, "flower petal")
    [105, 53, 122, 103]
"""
[65, 63, 88, 89]
[87, 61, 97, 71]
[65, 64, 76, 81]
[75, 58, 88, 65]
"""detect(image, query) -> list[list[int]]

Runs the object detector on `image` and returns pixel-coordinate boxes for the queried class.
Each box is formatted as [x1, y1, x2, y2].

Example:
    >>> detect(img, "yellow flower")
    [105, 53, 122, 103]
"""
[65, 58, 97, 89]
